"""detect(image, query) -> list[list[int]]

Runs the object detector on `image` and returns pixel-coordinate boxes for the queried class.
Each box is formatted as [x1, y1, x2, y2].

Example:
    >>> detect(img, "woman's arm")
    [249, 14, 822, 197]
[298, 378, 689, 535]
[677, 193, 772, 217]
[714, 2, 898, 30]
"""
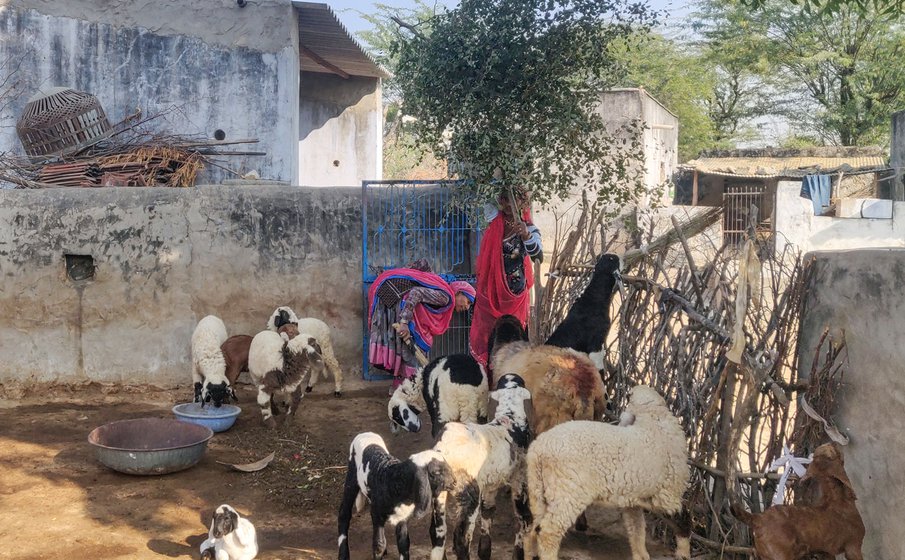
[398, 286, 452, 324]
[522, 224, 542, 257]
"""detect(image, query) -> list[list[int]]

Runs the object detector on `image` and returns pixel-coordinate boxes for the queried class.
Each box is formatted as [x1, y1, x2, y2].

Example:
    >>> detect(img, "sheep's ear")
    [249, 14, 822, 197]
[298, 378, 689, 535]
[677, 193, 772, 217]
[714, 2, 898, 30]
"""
[414, 467, 432, 520]
[486, 392, 498, 421]
[524, 396, 537, 433]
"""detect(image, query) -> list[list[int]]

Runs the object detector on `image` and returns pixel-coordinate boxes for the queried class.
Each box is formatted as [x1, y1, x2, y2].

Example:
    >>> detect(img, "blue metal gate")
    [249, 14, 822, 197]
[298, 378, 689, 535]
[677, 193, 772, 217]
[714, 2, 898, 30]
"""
[362, 180, 484, 380]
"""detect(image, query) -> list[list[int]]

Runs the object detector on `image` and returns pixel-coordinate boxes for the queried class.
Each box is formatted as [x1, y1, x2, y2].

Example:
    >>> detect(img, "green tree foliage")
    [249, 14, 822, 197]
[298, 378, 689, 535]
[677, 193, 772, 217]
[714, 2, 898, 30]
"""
[739, 0, 903, 16]
[697, 0, 905, 146]
[391, 0, 660, 205]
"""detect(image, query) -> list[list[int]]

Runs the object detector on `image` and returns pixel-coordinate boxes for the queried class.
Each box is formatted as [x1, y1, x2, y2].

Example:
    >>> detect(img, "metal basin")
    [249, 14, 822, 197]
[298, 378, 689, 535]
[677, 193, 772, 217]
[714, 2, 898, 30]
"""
[88, 417, 213, 475]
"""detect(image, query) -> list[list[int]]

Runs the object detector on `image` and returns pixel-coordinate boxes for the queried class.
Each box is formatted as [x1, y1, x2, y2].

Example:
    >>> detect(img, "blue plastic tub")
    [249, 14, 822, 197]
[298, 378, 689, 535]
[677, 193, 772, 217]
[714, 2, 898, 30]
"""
[172, 402, 241, 433]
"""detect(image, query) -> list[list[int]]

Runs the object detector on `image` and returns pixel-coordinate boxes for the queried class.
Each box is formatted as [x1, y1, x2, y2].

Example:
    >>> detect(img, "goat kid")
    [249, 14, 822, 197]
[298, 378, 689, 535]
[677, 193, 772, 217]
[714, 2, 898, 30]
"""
[199, 504, 258, 560]
[338, 432, 453, 560]
[732, 442, 865, 560]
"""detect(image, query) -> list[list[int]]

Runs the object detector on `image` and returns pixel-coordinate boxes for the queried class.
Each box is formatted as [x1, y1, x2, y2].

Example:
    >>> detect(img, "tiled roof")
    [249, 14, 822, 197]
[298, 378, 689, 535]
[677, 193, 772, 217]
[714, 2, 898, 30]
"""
[683, 156, 888, 178]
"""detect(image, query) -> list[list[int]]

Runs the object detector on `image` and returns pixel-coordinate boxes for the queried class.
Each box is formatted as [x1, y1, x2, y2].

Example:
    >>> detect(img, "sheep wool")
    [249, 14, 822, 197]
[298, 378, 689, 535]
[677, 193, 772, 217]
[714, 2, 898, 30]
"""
[266, 307, 344, 396]
[191, 315, 231, 407]
[524, 385, 688, 560]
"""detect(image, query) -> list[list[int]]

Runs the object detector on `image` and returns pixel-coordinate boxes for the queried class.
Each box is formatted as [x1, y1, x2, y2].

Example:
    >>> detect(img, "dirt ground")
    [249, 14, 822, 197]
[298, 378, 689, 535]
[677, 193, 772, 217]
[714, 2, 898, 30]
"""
[0, 377, 674, 560]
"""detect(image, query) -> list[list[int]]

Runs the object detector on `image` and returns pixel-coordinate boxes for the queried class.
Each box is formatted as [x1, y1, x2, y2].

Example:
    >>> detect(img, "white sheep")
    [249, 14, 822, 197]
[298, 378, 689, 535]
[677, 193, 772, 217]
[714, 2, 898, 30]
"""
[429, 373, 534, 560]
[523, 385, 689, 560]
[388, 353, 489, 438]
[247, 329, 324, 427]
[266, 306, 344, 397]
[191, 315, 234, 407]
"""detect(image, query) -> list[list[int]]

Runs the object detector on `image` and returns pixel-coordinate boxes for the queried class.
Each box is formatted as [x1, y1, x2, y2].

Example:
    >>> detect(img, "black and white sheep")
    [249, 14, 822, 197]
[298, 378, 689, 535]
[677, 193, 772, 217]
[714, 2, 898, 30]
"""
[267, 306, 344, 397]
[247, 329, 324, 427]
[191, 315, 235, 407]
[429, 373, 534, 560]
[199, 504, 258, 560]
[337, 432, 453, 560]
[388, 354, 489, 438]
[544, 252, 621, 370]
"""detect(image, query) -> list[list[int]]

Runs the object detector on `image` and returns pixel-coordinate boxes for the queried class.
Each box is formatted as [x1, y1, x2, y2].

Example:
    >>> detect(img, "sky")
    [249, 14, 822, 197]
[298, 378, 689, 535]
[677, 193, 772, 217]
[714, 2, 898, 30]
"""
[328, 0, 694, 37]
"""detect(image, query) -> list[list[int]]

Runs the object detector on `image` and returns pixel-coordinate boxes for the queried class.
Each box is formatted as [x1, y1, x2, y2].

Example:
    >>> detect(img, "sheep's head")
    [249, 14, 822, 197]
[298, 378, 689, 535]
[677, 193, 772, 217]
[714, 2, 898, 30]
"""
[210, 504, 239, 538]
[626, 385, 667, 414]
[202, 379, 232, 408]
[278, 323, 300, 340]
[388, 379, 422, 433]
[267, 306, 299, 331]
[489, 373, 533, 431]
[488, 315, 529, 370]
[595, 252, 623, 275]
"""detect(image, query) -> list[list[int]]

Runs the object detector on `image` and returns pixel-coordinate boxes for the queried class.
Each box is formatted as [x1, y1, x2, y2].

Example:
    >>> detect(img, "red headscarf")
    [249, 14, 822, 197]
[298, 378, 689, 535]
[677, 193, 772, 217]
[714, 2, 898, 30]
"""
[469, 210, 534, 367]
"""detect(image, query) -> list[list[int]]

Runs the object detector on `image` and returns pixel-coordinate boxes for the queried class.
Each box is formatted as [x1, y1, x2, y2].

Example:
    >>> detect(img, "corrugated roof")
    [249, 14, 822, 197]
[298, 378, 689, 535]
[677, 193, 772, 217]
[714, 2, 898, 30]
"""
[683, 156, 888, 178]
[292, 2, 390, 79]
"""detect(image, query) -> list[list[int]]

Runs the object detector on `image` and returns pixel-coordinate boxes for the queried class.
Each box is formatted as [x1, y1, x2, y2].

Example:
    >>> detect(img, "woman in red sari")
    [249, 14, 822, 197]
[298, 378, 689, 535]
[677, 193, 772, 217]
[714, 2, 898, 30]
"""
[469, 188, 542, 376]
[368, 265, 476, 390]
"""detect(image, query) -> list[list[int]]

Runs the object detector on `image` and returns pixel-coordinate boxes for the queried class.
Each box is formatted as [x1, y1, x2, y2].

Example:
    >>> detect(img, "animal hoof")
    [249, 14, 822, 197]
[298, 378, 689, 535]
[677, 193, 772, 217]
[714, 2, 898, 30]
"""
[334, 391, 342, 398]
[263, 417, 277, 429]
[305, 386, 314, 393]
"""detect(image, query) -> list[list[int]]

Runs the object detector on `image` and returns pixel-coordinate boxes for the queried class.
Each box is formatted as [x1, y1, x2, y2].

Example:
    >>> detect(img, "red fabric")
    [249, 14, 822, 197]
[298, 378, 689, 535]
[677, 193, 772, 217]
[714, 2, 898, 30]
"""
[368, 268, 455, 352]
[469, 211, 534, 368]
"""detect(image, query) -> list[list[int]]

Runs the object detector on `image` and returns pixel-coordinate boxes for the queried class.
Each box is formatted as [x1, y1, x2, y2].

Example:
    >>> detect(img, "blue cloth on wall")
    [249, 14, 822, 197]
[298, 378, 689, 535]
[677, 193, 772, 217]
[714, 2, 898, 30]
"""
[800, 175, 831, 215]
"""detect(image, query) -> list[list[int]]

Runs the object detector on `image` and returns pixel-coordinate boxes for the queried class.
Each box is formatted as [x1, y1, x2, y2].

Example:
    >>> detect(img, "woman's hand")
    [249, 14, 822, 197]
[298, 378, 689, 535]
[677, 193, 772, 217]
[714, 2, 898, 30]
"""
[395, 322, 412, 343]
[516, 221, 530, 241]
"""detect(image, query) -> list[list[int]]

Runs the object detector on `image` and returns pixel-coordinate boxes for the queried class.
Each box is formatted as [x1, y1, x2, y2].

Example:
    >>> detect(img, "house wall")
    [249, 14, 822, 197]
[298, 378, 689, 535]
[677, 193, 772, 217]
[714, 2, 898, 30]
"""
[298, 71, 382, 186]
[0, 186, 362, 390]
[775, 180, 905, 253]
[0, 0, 300, 184]
[799, 249, 905, 560]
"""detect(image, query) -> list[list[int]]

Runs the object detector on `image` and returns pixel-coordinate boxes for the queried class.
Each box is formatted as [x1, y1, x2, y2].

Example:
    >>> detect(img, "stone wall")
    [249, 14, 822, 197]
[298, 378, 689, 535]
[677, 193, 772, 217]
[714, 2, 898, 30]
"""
[0, 185, 362, 389]
[799, 249, 905, 559]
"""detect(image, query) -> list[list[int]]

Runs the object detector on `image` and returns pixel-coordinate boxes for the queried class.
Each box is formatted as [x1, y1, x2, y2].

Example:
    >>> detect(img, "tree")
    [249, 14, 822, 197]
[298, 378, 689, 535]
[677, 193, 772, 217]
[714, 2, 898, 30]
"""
[391, 0, 660, 205]
[738, 0, 903, 16]
[697, 0, 905, 146]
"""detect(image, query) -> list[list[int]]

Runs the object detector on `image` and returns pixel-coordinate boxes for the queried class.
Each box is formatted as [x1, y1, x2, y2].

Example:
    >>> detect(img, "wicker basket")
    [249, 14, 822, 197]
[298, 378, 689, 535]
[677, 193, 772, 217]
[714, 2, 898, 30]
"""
[16, 87, 112, 159]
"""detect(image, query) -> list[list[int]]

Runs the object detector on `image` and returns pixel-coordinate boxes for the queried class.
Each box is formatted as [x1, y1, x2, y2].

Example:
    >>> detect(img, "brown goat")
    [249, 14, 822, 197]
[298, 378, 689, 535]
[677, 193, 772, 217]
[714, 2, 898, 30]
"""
[732, 442, 865, 560]
[220, 325, 299, 389]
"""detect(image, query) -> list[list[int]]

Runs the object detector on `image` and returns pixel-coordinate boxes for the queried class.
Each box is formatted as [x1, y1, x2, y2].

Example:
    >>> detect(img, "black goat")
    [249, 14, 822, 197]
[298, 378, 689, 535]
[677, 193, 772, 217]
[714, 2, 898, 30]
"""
[544, 253, 621, 367]
[338, 432, 452, 560]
